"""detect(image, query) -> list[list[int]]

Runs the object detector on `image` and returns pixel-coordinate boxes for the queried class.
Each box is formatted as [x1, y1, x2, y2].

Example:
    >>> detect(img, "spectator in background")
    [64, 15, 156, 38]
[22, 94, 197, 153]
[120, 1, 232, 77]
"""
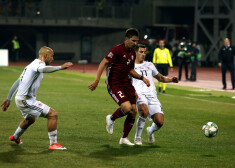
[12, 35, 20, 62]
[218, 38, 235, 90]
[177, 41, 190, 80]
[189, 41, 199, 81]
[152, 39, 173, 93]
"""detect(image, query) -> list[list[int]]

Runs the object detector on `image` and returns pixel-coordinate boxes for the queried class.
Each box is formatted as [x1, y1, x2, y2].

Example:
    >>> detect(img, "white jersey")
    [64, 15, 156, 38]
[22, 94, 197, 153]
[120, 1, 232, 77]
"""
[132, 61, 159, 97]
[16, 59, 45, 100]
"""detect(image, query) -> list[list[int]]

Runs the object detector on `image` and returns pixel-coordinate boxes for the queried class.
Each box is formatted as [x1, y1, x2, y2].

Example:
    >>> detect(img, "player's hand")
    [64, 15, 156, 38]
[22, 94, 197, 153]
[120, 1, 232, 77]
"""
[172, 77, 179, 83]
[88, 80, 99, 91]
[61, 62, 73, 70]
[1, 99, 11, 111]
[218, 62, 222, 68]
[143, 78, 150, 87]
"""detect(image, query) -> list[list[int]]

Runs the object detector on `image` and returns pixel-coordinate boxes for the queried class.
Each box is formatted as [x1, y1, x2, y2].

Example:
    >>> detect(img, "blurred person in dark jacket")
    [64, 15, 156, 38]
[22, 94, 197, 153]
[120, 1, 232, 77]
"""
[218, 38, 235, 90]
[189, 42, 199, 81]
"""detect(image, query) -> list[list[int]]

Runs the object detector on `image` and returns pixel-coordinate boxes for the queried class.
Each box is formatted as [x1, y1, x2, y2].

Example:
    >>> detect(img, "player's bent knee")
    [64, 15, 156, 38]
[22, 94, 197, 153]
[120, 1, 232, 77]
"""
[157, 121, 164, 127]
[28, 117, 36, 124]
[122, 106, 132, 114]
[47, 108, 58, 120]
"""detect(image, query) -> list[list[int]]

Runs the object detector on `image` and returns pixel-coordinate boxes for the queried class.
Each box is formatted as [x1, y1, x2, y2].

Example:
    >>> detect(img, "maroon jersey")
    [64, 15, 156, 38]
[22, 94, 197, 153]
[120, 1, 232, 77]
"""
[105, 43, 136, 87]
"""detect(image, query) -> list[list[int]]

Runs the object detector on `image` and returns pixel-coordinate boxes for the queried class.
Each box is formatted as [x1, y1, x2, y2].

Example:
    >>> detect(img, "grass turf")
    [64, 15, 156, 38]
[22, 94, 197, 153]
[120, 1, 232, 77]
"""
[0, 66, 234, 168]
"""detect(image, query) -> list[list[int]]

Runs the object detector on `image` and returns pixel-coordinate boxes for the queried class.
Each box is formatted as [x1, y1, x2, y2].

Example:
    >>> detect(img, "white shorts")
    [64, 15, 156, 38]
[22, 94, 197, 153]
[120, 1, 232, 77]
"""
[15, 98, 50, 119]
[136, 94, 164, 121]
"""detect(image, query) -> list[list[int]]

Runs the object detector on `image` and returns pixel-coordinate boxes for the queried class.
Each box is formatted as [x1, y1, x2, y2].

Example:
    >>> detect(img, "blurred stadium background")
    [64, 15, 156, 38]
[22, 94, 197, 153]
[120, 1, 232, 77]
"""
[1, 0, 235, 67]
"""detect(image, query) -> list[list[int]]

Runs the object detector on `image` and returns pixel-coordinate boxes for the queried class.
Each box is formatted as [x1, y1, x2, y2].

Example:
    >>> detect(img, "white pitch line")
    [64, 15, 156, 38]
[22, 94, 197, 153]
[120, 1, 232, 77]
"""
[165, 94, 235, 106]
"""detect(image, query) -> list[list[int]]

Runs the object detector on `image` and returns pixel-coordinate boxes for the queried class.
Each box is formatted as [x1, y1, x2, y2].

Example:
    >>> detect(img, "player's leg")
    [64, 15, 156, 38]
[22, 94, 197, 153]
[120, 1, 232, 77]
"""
[162, 65, 168, 93]
[10, 117, 35, 144]
[146, 101, 164, 143]
[149, 113, 164, 133]
[157, 65, 162, 92]
[119, 102, 136, 145]
[106, 88, 130, 134]
[134, 103, 149, 145]
[46, 108, 66, 150]
[146, 113, 164, 143]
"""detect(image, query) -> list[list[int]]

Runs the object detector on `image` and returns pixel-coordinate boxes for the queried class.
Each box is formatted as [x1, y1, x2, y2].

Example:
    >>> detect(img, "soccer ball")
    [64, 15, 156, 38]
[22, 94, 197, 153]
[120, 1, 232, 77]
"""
[202, 122, 218, 137]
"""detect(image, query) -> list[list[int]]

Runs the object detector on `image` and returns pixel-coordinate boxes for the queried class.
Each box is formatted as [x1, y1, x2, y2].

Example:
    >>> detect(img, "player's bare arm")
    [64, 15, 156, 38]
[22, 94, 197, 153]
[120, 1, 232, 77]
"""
[129, 69, 150, 87]
[89, 58, 109, 91]
[155, 73, 178, 83]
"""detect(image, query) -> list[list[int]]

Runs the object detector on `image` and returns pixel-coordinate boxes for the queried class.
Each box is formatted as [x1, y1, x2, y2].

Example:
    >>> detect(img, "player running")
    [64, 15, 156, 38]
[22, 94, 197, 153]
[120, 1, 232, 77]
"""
[132, 44, 178, 145]
[89, 28, 150, 145]
[1, 46, 73, 150]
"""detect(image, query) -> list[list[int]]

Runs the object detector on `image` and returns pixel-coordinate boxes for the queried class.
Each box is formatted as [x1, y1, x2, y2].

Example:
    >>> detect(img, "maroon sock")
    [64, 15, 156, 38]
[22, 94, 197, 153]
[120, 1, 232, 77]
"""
[122, 114, 136, 138]
[111, 108, 126, 121]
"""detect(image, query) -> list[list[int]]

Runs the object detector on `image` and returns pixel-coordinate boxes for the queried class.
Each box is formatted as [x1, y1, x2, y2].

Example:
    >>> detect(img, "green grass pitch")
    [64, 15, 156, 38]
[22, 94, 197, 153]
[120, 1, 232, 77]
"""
[0, 66, 235, 168]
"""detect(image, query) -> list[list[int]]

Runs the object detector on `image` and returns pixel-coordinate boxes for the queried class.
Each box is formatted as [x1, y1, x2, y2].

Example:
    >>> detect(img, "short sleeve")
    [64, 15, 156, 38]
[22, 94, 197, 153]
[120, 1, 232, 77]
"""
[105, 47, 119, 62]
[151, 62, 159, 76]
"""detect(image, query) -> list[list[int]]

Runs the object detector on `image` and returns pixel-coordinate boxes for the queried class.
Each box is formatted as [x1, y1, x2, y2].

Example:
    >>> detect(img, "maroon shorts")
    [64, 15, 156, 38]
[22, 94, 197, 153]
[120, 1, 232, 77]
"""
[107, 84, 137, 106]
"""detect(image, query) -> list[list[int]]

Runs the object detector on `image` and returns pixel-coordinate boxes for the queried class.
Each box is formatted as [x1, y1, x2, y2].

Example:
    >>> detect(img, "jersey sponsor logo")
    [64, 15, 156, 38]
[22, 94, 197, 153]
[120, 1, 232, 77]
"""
[123, 55, 126, 58]
[108, 52, 114, 58]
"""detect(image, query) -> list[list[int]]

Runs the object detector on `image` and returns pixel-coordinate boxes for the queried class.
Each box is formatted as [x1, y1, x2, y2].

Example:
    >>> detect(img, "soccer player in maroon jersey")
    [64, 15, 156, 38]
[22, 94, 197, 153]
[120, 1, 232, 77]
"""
[89, 28, 150, 145]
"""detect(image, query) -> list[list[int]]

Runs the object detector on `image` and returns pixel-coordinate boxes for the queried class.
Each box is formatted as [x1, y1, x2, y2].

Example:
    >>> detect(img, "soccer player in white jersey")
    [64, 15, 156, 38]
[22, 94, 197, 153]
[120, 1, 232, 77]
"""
[132, 44, 178, 145]
[1, 46, 73, 150]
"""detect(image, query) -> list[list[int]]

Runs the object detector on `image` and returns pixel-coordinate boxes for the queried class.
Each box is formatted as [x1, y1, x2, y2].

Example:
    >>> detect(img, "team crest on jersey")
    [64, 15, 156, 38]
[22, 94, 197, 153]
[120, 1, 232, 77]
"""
[229, 48, 232, 51]
[38, 103, 42, 106]
[131, 55, 134, 60]
[123, 55, 126, 58]
[108, 52, 113, 58]
[147, 67, 150, 69]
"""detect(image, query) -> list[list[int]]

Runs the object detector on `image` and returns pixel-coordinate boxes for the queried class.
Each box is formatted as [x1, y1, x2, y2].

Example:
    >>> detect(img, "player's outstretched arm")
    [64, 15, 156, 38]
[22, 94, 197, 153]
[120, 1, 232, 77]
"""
[88, 58, 109, 91]
[38, 62, 73, 73]
[155, 73, 178, 83]
[1, 79, 20, 111]
[129, 69, 150, 87]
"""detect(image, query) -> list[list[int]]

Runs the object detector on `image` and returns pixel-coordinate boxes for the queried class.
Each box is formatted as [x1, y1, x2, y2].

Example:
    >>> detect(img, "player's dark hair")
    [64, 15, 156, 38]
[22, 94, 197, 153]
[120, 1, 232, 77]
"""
[135, 43, 146, 51]
[125, 28, 139, 38]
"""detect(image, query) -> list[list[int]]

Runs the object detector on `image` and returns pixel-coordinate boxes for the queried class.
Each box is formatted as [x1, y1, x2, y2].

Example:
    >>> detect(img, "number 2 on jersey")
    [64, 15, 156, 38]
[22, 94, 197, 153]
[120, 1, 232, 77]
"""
[117, 91, 125, 98]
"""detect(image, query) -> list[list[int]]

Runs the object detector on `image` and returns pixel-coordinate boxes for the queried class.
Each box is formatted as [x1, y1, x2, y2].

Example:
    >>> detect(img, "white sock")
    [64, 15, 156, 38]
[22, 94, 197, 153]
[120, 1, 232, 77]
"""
[149, 122, 160, 135]
[48, 130, 57, 145]
[13, 126, 25, 139]
[135, 116, 146, 138]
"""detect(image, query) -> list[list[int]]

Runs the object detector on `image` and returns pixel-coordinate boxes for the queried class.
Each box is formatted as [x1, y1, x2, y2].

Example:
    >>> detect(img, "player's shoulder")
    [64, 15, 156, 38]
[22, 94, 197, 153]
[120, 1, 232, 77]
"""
[112, 43, 124, 50]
